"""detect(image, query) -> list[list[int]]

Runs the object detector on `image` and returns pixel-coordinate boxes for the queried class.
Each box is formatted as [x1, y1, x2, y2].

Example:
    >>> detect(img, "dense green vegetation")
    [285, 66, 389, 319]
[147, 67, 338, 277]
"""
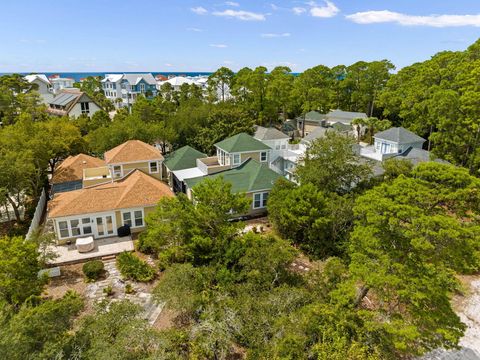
[116, 251, 156, 282]
[0, 39, 479, 359]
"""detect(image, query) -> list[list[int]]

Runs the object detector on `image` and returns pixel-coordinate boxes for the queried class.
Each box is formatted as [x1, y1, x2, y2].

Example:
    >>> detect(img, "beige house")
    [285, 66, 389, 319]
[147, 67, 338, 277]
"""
[48, 170, 173, 244]
[83, 140, 164, 187]
[51, 154, 105, 194]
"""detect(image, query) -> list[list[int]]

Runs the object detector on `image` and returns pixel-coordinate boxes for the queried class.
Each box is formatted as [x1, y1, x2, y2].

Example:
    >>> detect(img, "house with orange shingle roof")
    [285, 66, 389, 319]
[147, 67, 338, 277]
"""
[51, 154, 105, 194]
[82, 140, 164, 187]
[48, 170, 174, 244]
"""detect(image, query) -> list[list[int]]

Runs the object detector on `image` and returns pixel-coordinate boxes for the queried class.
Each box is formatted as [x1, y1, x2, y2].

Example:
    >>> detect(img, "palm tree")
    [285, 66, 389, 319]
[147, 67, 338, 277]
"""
[364, 117, 392, 145]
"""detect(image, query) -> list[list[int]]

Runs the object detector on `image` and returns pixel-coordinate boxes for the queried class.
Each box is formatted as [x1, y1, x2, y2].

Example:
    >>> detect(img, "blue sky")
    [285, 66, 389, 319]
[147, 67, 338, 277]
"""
[1, 0, 480, 72]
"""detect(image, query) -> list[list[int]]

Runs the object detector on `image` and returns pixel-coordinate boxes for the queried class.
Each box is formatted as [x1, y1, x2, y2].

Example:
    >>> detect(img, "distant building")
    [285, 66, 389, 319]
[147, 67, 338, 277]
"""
[101, 73, 157, 108]
[25, 74, 52, 94]
[325, 109, 367, 127]
[46, 89, 103, 118]
[297, 109, 366, 138]
[24, 74, 54, 103]
[157, 76, 195, 91]
[49, 75, 75, 93]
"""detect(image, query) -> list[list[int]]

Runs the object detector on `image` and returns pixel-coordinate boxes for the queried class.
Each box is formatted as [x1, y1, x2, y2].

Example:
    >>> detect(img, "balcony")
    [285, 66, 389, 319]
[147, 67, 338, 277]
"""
[196, 156, 231, 175]
[83, 166, 112, 187]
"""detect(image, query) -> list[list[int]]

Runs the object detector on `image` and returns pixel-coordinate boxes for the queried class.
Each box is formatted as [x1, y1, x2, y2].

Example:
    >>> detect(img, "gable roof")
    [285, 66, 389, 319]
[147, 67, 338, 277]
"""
[254, 126, 290, 141]
[122, 73, 156, 86]
[326, 110, 367, 124]
[185, 158, 282, 193]
[102, 74, 123, 83]
[48, 170, 174, 218]
[52, 154, 105, 184]
[163, 145, 206, 171]
[374, 127, 426, 144]
[215, 133, 271, 153]
[47, 90, 103, 115]
[25, 74, 51, 86]
[104, 140, 163, 164]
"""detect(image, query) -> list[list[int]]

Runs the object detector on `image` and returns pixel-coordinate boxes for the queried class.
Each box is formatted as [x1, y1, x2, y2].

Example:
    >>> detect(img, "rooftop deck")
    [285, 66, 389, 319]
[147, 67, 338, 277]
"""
[48, 236, 134, 265]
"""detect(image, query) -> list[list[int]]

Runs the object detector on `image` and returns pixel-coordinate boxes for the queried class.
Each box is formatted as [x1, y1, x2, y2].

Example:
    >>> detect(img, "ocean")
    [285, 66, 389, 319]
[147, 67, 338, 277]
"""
[1, 72, 213, 82]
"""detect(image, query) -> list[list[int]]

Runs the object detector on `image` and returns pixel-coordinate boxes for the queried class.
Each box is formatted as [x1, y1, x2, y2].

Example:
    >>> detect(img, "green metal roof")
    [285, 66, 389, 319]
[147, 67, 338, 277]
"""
[163, 145, 206, 171]
[214, 132, 271, 153]
[185, 159, 283, 193]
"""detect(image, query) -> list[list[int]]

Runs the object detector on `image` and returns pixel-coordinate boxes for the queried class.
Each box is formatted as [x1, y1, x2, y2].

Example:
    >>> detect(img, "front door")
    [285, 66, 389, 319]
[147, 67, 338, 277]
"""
[94, 215, 116, 238]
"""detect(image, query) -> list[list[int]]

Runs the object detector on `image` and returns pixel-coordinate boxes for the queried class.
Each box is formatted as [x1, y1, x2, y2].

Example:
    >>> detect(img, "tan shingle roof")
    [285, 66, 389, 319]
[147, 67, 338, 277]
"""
[48, 170, 173, 218]
[104, 140, 163, 164]
[52, 154, 105, 184]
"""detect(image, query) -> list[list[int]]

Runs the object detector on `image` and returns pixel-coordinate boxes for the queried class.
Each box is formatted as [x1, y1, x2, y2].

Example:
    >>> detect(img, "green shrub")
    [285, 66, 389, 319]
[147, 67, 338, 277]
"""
[125, 283, 134, 294]
[103, 284, 113, 296]
[82, 260, 104, 281]
[116, 252, 156, 282]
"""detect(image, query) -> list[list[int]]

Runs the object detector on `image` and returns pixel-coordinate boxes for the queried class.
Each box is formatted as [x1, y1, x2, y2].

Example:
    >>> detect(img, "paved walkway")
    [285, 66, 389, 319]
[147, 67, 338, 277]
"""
[85, 259, 163, 324]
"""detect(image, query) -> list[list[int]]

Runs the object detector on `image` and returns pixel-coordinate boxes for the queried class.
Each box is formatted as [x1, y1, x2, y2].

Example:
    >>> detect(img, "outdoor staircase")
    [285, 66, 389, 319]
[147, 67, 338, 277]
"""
[85, 259, 164, 325]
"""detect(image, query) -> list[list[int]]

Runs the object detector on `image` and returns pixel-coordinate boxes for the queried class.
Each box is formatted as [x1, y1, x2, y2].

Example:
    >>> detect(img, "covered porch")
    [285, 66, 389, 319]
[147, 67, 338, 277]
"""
[48, 235, 134, 265]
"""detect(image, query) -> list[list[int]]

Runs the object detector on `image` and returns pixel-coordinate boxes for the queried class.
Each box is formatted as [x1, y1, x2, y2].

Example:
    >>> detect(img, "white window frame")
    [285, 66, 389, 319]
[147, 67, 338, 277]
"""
[232, 154, 241, 166]
[112, 165, 123, 178]
[149, 161, 159, 174]
[253, 192, 269, 209]
[80, 102, 90, 114]
[140, 83, 145, 92]
[121, 208, 145, 229]
[260, 151, 268, 162]
[57, 217, 93, 239]
[58, 220, 69, 238]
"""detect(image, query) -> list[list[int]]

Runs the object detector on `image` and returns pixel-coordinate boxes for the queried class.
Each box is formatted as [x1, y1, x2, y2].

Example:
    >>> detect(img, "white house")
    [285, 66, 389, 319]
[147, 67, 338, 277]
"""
[360, 127, 426, 162]
[46, 89, 103, 118]
[25, 74, 52, 94]
[253, 126, 290, 162]
[101, 74, 123, 107]
[102, 73, 157, 108]
[49, 75, 75, 93]
[157, 76, 195, 91]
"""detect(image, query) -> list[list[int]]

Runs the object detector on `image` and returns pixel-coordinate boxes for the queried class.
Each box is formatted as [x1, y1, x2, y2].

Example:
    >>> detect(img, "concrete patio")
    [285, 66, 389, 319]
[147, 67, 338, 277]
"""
[48, 236, 134, 265]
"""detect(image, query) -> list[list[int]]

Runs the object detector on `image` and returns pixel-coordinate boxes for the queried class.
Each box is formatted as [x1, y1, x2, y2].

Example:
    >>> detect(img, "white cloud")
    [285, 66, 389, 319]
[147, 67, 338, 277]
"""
[292, 7, 306, 15]
[165, 63, 174, 67]
[310, 1, 339, 18]
[225, 1, 239, 6]
[191, 6, 208, 15]
[262, 61, 297, 70]
[346, 10, 480, 27]
[210, 44, 228, 48]
[212, 9, 266, 21]
[261, 32, 291, 38]
[187, 27, 203, 32]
